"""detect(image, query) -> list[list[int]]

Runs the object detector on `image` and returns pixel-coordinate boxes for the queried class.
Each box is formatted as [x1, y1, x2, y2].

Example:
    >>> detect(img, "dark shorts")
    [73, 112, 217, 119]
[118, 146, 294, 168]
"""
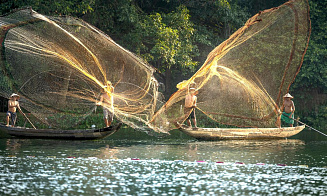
[6, 111, 17, 125]
[187, 108, 195, 120]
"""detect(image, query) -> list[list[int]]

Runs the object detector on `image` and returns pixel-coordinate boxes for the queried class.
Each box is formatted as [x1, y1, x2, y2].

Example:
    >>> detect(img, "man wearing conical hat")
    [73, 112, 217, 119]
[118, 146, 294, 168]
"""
[280, 93, 295, 127]
[6, 93, 22, 127]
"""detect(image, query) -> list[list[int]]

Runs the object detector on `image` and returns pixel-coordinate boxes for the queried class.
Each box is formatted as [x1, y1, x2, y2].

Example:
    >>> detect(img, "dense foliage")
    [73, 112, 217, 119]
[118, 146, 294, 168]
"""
[1, 0, 326, 131]
[291, 0, 327, 131]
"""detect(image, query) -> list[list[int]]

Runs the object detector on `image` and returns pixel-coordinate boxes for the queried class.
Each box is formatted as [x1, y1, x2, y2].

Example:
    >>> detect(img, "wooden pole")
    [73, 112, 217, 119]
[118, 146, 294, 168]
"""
[19, 109, 36, 129]
[282, 113, 326, 137]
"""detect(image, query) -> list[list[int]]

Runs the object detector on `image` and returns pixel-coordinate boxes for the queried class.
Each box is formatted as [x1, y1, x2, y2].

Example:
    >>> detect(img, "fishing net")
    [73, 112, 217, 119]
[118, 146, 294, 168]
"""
[0, 8, 159, 129]
[150, 0, 311, 133]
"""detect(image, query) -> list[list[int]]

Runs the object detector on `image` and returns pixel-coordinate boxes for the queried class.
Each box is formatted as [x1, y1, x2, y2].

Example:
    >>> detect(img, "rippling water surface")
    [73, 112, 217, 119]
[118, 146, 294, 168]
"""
[0, 129, 326, 195]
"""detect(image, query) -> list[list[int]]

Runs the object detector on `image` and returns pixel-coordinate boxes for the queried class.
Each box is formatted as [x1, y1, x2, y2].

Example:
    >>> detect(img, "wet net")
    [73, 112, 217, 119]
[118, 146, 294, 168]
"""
[150, 0, 311, 133]
[0, 8, 159, 129]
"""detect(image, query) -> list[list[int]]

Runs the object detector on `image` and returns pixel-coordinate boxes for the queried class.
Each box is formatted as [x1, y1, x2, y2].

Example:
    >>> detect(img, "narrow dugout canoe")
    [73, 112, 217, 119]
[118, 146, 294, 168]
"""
[0, 123, 122, 140]
[179, 125, 305, 140]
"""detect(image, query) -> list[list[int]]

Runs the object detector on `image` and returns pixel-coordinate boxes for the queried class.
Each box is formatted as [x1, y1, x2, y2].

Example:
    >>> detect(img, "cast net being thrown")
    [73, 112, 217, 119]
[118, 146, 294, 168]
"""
[150, 0, 311, 133]
[0, 8, 159, 129]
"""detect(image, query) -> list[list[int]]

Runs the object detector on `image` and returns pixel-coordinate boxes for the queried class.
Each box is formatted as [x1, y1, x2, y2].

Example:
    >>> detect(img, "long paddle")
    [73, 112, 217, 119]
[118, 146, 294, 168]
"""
[18, 108, 36, 129]
[281, 113, 327, 137]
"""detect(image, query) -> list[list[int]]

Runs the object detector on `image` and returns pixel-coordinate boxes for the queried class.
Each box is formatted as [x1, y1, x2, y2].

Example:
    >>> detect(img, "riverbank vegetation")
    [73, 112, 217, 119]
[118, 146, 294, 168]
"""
[1, 0, 326, 131]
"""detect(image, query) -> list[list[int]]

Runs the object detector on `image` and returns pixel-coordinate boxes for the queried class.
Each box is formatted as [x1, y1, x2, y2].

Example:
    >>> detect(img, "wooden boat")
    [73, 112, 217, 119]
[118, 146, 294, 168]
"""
[179, 125, 305, 140]
[0, 123, 122, 140]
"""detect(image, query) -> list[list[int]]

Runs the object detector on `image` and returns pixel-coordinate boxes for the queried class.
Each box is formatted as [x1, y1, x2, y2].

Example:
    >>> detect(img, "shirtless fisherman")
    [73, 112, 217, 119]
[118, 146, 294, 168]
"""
[6, 93, 22, 127]
[280, 93, 295, 127]
[184, 87, 197, 128]
[96, 85, 114, 127]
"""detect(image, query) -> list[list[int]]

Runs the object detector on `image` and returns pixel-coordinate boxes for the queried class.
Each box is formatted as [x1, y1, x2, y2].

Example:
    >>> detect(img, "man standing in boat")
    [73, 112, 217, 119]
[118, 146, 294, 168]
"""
[6, 93, 22, 127]
[280, 93, 295, 127]
[97, 84, 114, 127]
[184, 87, 198, 128]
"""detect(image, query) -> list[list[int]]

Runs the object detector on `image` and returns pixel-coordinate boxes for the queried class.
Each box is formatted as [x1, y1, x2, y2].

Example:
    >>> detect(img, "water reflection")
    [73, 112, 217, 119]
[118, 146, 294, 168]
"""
[0, 138, 326, 195]
[0, 138, 320, 166]
[0, 156, 326, 195]
[182, 139, 306, 164]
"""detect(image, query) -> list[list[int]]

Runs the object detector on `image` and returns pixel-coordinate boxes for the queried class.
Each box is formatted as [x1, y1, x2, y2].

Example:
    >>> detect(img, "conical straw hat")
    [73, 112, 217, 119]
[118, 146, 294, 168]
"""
[10, 93, 20, 99]
[283, 93, 293, 98]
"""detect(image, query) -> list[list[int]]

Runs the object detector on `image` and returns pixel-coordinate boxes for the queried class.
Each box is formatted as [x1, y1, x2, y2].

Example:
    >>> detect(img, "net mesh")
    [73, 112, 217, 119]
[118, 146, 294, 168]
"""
[150, 0, 311, 132]
[0, 0, 311, 133]
[0, 8, 159, 129]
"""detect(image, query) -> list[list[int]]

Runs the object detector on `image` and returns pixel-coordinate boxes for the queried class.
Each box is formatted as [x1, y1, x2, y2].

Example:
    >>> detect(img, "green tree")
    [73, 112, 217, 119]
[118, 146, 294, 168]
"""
[1, 0, 249, 98]
[290, 0, 327, 130]
[82, 0, 140, 41]
[230, 0, 287, 15]
[293, 0, 327, 91]
[131, 6, 198, 96]
[121, 0, 249, 97]
[0, 0, 94, 16]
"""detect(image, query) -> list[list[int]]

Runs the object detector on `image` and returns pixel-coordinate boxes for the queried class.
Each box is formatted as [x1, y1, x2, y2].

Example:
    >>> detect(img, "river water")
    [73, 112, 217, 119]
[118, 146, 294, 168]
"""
[0, 128, 326, 195]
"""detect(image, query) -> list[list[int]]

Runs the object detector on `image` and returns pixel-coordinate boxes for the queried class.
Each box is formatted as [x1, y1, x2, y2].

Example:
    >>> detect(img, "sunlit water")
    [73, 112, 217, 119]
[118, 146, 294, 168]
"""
[0, 129, 326, 195]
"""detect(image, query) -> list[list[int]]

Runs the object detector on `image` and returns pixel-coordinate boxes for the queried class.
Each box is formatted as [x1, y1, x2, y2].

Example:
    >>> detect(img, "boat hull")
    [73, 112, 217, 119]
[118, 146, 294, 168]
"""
[179, 125, 305, 140]
[0, 123, 122, 140]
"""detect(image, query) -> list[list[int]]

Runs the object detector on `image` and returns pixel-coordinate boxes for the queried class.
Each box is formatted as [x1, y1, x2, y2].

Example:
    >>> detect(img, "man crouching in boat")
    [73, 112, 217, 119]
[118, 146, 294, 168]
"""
[280, 93, 295, 127]
[96, 85, 114, 127]
[6, 93, 22, 127]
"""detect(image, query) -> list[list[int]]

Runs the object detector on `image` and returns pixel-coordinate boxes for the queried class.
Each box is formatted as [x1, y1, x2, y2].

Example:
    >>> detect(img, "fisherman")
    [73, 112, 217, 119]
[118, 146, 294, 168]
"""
[96, 85, 114, 127]
[280, 93, 295, 127]
[6, 93, 22, 127]
[184, 87, 198, 128]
